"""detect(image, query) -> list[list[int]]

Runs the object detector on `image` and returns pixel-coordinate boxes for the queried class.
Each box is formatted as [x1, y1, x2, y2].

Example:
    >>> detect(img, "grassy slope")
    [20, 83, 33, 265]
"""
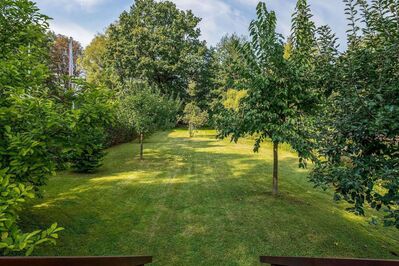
[22, 129, 399, 265]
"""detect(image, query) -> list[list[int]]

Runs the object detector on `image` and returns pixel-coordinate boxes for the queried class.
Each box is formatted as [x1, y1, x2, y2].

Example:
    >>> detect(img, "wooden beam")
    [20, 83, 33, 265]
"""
[260, 256, 399, 266]
[0, 256, 153, 266]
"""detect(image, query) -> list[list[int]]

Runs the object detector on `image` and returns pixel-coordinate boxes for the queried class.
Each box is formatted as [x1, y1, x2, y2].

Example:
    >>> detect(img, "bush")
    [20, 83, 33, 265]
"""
[105, 123, 137, 147]
[0, 170, 63, 255]
[0, 91, 67, 256]
[69, 127, 107, 173]
[0, 0, 66, 255]
[69, 84, 115, 173]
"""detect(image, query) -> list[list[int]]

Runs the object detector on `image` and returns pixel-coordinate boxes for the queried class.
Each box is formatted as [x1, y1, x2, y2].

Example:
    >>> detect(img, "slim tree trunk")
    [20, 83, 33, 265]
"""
[273, 141, 279, 196]
[189, 123, 193, 137]
[140, 133, 144, 160]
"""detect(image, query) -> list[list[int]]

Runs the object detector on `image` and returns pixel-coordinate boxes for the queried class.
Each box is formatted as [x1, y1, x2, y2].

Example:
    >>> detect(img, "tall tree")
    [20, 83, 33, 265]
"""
[311, 0, 399, 228]
[106, 0, 205, 99]
[187, 48, 216, 113]
[313, 25, 339, 98]
[216, 1, 319, 195]
[210, 35, 248, 125]
[212, 34, 247, 97]
[48, 33, 83, 88]
[79, 34, 110, 86]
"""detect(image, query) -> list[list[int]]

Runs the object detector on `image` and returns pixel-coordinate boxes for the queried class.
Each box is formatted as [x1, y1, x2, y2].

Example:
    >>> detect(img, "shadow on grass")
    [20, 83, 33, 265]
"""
[20, 130, 399, 263]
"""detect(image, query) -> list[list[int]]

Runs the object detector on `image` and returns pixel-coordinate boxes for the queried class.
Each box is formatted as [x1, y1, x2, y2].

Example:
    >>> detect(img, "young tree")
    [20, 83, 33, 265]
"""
[311, 0, 399, 228]
[118, 81, 179, 160]
[106, 0, 206, 99]
[216, 1, 319, 195]
[182, 102, 208, 137]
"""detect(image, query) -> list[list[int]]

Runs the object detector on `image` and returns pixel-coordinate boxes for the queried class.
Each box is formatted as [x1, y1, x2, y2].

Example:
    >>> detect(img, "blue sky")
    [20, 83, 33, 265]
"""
[34, 0, 348, 49]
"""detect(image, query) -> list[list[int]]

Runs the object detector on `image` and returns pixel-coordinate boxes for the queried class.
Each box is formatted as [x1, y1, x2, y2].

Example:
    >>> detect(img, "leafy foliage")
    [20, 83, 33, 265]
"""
[210, 35, 248, 122]
[311, 0, 399, 228]
[118, 80, 180, 159]
[216, 1, 320, 194]
[222, 89, 248, 112]
[106, 0, 205, 99]
[0, 170, 63, 255]
[0, 0, 65, 254]
[79, 34, 109, 86]
[0, 93, 70, 188]
[182, 102, 208, 137]
[80, 34, 136, 147]
[69, 83, 115, 173]
[0, 0, 50, 93]
[313, 25, 340, 97]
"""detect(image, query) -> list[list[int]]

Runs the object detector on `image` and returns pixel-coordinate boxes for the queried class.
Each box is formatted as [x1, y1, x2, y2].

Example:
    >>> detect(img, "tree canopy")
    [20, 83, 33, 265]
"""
[182, 102, 208, 137]
[216, 1, 321, 195]
[310, 0, 399, 228]
[118, 81, 180, 159]
[106, 0, 206, 99]
[79, 34, 108, 86]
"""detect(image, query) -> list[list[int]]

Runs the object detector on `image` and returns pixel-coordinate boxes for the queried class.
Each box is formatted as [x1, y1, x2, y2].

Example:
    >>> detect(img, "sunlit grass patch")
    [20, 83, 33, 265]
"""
[21, 129, 399, 265]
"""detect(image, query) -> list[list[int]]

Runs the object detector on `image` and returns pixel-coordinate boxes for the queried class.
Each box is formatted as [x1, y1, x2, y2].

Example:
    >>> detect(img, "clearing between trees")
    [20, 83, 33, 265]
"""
[22, 129, 399, 265]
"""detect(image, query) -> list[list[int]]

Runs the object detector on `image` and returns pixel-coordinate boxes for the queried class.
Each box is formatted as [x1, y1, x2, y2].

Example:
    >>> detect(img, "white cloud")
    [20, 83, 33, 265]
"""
[168, 0, 249, 46]
[35, 0, 105, 11]
[233, 0, 348, 49]
[37, 0, 350, 49]
[72, 0, 105, 8]
[50, 21, 96, 47]
[234, 0, 259, 6]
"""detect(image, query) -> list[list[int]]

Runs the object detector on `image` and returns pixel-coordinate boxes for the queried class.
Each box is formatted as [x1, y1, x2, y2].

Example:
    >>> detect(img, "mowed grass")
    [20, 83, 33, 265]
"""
[21, 129, 399, 265]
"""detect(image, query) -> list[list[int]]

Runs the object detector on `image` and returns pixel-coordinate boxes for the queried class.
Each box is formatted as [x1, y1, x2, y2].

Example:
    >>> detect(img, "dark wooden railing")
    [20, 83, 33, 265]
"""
[260, 256, 399, 266]
[0, 256, 152, 266]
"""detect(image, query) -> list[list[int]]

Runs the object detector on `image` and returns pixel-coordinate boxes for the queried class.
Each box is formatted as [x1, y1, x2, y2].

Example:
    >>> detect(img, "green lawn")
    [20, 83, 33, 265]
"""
[22, 129, 399, 265]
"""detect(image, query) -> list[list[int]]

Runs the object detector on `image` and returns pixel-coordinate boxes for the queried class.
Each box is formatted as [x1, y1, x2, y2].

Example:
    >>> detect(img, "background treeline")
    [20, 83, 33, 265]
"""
[0, 0, 398, 255]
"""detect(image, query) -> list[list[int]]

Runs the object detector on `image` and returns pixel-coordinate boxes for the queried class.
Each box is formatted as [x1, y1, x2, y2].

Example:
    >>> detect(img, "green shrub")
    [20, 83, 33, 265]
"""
[0, 170, 63, 255]
[70, 127, 107, 173]
[105, 122, 137, 147]
[69, 84, 115, 173]
[0, 90, 68, 256]
[1, 93, 69, 189]
[0, 0, 66, 254]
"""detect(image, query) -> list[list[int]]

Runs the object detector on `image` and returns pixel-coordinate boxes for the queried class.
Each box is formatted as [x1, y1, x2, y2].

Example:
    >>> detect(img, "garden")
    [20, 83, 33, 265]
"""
[0, 0, 398, 264]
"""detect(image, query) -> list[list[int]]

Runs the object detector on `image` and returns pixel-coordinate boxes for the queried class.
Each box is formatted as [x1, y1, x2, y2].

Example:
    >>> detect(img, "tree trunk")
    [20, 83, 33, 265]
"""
[189, 123, 193, 137]
[140, 133, 144, 160]
[273, 141, 279, 196]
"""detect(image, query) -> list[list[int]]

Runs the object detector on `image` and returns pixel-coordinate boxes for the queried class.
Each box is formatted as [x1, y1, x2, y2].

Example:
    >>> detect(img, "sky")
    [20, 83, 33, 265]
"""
[34, 0, 349, 49]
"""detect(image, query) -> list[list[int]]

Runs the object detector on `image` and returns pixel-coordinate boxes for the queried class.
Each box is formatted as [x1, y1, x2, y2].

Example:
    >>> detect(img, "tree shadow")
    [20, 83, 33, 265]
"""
[20, 129, 399, 263]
